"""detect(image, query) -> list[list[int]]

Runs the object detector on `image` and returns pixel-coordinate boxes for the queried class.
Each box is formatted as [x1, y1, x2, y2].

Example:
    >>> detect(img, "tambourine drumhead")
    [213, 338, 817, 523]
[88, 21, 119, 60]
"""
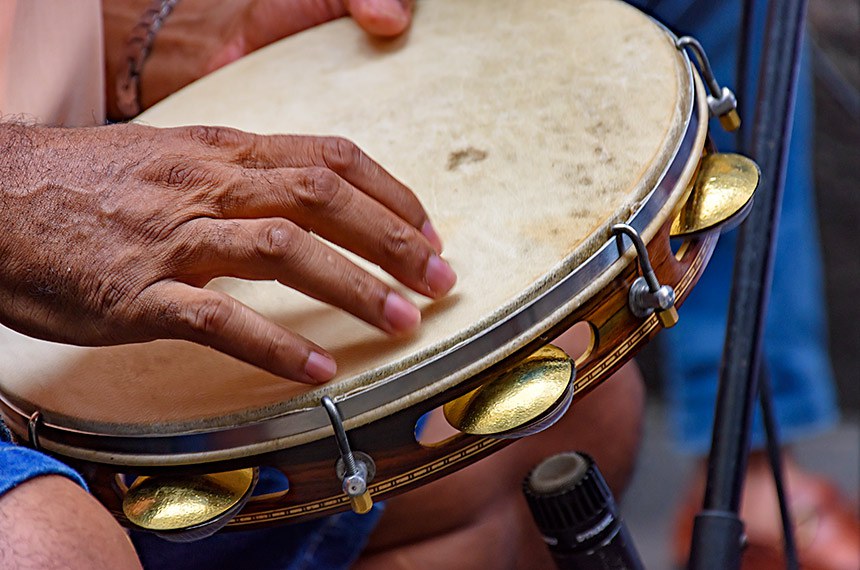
[0, 0, 695, 443]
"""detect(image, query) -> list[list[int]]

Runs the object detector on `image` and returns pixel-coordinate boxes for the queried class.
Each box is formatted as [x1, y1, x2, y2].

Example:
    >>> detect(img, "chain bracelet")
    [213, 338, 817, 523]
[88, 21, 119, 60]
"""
[115, 0, 181, 119]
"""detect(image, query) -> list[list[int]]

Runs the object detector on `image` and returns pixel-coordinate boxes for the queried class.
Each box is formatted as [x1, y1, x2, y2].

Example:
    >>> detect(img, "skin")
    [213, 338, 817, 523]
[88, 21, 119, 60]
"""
[0, 122, 452, 384]
[0, 1, 644, 567]
[102, 0, 414, 118]
[0, 476, 142, 570]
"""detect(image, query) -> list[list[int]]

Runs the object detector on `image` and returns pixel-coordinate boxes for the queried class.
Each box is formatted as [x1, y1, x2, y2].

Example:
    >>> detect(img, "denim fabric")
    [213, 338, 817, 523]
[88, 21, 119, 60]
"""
[627, 0, 838, 453]
[0, 422, 88, 496]
[132, 467, 384, 570]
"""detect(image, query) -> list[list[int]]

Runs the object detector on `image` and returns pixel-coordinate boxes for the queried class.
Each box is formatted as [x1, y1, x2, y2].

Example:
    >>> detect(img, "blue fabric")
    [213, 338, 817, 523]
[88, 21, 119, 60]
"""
[0, 424, 381, 570]
[131, 467, 384, 570]
[627, 0, 839, 453]
[0, 424, 88, 496]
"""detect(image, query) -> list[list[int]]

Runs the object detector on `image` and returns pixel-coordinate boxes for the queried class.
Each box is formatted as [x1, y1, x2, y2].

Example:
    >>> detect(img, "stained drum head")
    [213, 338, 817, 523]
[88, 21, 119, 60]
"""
[0, 0, 700, 460]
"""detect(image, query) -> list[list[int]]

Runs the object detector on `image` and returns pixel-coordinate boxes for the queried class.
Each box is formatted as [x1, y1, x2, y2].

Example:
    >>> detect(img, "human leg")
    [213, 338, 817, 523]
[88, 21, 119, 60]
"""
[0, 475, 142, 570]
[0, 435, 141, 570]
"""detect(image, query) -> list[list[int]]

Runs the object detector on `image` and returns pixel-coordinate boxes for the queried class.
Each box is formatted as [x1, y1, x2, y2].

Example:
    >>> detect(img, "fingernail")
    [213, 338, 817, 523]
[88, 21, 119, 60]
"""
[384, 0, 410, 21]
[425, 255, 457, 296]
[352, 0, 410, 37]
[421, 220, 444, 253]
[383, 291, 421, 333]
[305, 351, 337, 383]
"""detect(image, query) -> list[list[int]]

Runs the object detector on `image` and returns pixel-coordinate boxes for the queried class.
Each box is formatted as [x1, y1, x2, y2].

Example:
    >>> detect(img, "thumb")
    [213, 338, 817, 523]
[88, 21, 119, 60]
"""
[347, 0, 413, 37]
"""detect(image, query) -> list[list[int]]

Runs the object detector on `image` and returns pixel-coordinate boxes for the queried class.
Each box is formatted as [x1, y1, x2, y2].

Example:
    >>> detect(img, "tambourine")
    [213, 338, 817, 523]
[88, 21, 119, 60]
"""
[0, 0, 757, 541]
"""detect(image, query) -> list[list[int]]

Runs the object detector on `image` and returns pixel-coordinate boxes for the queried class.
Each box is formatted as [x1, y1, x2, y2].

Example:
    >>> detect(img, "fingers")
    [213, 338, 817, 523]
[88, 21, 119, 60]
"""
[207, 0, 413, 74]
[207, 1, 350, 73]
[144, 282, 337, 384]
[180, 127, 443, 251]
[177, 218, 423, 336]
[248, 135, 441, 251]
[146, 125, 455, 383]
[215, 167, 453, 298]
[347, 0, 413, 37]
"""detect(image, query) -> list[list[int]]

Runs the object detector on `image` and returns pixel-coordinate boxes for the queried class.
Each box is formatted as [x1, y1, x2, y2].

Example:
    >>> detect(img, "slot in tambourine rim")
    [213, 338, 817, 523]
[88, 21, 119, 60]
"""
[0, 25, 702, 462]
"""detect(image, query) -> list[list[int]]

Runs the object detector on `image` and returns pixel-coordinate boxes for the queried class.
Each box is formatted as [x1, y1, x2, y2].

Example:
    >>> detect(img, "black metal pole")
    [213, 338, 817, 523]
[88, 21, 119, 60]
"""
[688, 0, 809, 568]
[758, 362, 801, 570]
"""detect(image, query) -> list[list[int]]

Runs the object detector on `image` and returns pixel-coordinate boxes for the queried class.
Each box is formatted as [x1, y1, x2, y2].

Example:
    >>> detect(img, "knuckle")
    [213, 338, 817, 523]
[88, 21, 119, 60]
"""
[166, 164, 204, 188]
[255, 221, 297, 259]
[320, 137, 361, 172]
[209, 170, 248, 214]
[166, 234, 197, 268]
[262, 335, 286, 370]
[381, 224, 415, 260]
[294, 167, 341, 210]
[181, 296, 233, 336]
[351, 272, 385, 308]
[92, 278, 132, 316]
[145, 160, 216, 191]
[186, 125, 244, 149]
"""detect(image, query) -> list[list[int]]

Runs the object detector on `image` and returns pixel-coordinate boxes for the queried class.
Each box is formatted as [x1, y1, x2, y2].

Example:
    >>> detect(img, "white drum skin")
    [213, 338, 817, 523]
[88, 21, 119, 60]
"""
[0, 0, 705, 466]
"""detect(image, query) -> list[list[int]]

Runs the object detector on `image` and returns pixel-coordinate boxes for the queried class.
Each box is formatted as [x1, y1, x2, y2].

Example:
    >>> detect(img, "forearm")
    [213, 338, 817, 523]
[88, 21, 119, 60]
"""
[101, 0, 411, 121]
[101, 0, 156, 120]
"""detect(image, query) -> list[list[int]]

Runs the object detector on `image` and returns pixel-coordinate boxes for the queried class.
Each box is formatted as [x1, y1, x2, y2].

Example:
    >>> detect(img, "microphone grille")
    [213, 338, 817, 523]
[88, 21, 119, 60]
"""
[523, 452, 613, 531]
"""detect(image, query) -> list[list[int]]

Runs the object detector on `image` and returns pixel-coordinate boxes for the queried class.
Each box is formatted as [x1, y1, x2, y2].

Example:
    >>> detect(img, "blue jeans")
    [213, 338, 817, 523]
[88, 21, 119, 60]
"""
[627, 0, 838, 453]
[0, 422, 87, 496]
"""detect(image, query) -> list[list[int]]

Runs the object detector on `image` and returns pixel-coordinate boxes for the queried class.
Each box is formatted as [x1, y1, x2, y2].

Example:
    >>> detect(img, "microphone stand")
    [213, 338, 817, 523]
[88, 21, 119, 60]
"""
[688, 0, 809, 568]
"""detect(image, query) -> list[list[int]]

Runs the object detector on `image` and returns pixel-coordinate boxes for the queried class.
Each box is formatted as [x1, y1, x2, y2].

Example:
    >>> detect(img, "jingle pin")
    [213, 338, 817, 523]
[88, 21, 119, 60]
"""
[612, 224, 679, 328]
[27, 411, 42, 451]
[321, 396, 376, 514]
[676, 36, 742, 131]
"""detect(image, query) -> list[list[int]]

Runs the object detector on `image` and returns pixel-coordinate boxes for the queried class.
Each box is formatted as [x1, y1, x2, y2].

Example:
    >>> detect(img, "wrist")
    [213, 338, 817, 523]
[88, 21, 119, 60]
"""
[0, 123, 39, 195]
[111, 0, 181, 121]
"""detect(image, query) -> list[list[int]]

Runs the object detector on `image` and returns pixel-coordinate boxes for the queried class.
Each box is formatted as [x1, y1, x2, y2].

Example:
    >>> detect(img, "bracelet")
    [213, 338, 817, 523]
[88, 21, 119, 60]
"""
[115, 0, 181, 120]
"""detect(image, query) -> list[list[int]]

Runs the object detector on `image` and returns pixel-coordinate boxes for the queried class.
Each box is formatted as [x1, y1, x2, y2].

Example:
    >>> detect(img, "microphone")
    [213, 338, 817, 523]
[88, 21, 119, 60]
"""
[523, 451, 644, 570]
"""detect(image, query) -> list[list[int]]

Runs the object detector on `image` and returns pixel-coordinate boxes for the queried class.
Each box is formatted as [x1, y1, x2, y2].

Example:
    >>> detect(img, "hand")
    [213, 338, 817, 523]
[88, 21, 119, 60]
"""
[0, 123, 452, 384]
[103, 0, 414, 119]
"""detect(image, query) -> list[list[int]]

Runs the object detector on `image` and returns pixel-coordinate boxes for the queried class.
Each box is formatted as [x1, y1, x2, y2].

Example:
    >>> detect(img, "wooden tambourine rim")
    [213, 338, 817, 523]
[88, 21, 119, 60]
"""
[79, 125, 719, 529]
[0, 73, 708, 473]
[0, 78, 705, 472]
[5, 34, 724, 531]
[0, 17, 705, 472]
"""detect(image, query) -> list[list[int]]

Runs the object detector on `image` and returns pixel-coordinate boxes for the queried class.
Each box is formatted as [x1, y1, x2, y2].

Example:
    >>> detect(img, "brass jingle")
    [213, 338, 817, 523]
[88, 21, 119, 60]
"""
[443, 345, 574, 437]
[670, 153, 760, 237]
[123, 467, 258, 541]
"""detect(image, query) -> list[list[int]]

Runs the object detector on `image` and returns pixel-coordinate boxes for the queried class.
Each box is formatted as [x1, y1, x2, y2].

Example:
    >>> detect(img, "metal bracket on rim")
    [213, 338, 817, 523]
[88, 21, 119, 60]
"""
[321, 396, 376, 514]
[612, 224, 679, 328]
[27, 411, 42, 451]
[676, 36, 741, 132]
